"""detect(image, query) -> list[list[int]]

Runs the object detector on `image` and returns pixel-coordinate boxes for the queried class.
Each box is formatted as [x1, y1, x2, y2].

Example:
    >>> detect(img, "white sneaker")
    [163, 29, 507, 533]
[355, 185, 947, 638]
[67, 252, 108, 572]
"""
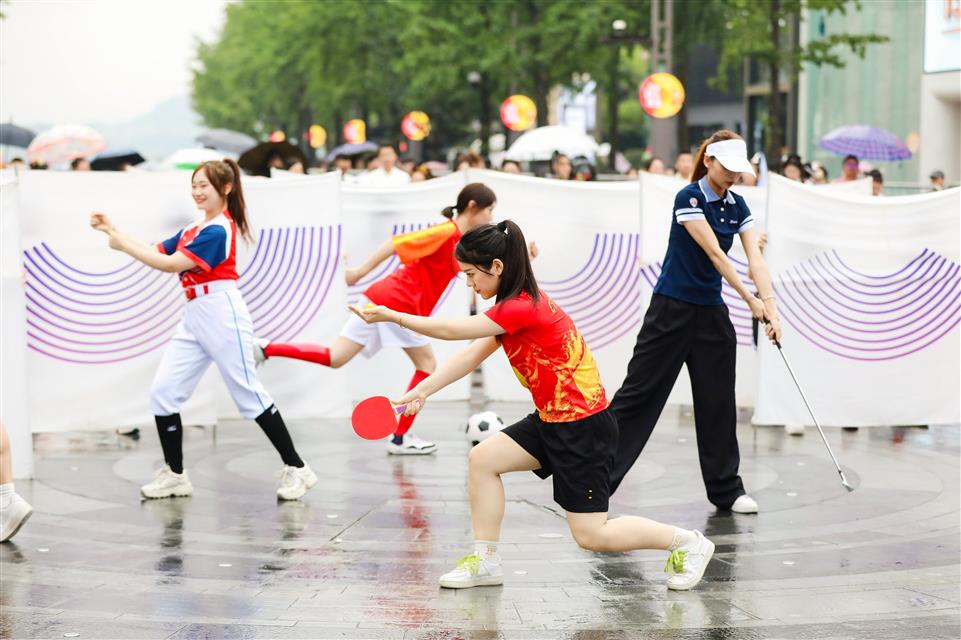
[386, 433, 437, 455]
[665, 530, 715, 591]
[141, 466, 193, 500]
[277, 463, 318, 501]
[1, 493, 33, 542]
[438, 554, 504, 589]
[731, 494, 759, 514]
[784, 423, 805, 436]
[253, 338, 269, 366]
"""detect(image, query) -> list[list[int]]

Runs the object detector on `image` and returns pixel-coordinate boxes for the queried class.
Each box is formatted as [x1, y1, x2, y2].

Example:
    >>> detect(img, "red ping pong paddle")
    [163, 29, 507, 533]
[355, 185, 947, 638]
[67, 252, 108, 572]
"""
[351, 396, 409, 440]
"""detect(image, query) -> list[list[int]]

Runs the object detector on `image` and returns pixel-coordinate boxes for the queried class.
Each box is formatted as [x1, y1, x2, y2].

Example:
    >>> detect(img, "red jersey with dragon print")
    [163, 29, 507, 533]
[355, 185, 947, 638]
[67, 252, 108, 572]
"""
[485, 291, 607, 423]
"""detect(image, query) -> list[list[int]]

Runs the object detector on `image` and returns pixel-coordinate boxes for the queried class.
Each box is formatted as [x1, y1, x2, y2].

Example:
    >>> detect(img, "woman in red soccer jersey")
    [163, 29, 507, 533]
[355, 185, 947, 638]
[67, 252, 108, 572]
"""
[350, 220, 715, 591]
[255, 183, 496, 455]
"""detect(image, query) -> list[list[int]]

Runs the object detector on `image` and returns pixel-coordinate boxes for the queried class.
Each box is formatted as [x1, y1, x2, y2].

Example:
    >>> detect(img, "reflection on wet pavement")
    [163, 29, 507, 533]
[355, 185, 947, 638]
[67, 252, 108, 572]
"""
[2, 404, 958, 639]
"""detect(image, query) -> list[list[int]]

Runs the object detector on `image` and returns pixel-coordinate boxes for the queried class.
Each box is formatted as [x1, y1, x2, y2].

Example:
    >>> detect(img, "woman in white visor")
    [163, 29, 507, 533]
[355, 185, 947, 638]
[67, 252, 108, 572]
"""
[608, 130, 781, 514]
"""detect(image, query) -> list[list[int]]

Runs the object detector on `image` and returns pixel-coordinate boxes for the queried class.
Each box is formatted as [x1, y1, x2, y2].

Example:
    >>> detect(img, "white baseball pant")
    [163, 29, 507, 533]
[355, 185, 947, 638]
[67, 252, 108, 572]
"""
[150, 287, 272, 419]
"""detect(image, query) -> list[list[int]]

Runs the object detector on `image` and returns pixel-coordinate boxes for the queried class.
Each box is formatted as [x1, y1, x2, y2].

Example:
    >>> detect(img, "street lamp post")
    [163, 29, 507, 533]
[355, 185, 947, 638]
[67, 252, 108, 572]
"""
[467, 70, 490, 156]
[649, 0, 676, 164]
[601, 20, 644, 172]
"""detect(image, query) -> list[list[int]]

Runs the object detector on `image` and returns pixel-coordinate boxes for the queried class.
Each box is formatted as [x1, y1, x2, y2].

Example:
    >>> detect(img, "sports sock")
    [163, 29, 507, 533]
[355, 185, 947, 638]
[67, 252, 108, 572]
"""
[669, 527, 698, 551]
[155, 413, 184, 474]
[263, 342, 331, 366]
[255, 405, 304, 468]
[474, 539, 501, 564]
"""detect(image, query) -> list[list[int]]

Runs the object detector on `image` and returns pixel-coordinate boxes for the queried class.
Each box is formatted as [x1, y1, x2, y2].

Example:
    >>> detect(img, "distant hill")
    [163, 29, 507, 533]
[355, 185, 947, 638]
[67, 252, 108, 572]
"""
[92, 95, 206, 160]
[21, 95, 210, 162]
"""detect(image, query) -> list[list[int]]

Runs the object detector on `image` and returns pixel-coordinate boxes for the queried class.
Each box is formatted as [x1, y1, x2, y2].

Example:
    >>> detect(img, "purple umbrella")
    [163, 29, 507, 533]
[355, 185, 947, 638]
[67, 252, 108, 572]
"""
[819, 125, 911, 161]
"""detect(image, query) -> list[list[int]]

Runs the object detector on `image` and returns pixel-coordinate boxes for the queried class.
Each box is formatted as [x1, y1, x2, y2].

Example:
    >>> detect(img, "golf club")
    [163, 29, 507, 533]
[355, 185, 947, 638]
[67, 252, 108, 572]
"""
[772, 336, 855, 492]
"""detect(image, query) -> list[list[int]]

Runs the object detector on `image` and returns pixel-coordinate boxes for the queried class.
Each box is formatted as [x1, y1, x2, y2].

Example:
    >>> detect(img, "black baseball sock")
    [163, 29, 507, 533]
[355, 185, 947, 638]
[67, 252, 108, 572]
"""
[154, 413, 184, 474]
[255, 405, 304, 468]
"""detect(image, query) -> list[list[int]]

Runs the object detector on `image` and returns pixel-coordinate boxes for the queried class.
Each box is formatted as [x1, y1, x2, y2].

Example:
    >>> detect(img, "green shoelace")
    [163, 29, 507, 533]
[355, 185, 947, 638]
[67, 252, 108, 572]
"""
[455, 554, 482, 576]
[664, 549, 687, 575]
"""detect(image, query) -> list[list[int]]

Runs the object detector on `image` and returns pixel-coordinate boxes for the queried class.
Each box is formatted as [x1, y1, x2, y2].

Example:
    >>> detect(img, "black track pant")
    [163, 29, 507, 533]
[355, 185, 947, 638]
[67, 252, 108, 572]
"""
[609, 294, 745, 509]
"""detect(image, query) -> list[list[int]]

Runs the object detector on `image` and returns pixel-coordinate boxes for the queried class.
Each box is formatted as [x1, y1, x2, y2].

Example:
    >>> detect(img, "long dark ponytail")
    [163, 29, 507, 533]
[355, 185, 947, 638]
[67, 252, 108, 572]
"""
[455, 219, 539, 303]
[441, 182, 496, 219]
[691, 129, 742, 184]
[192, 159, 251, 242]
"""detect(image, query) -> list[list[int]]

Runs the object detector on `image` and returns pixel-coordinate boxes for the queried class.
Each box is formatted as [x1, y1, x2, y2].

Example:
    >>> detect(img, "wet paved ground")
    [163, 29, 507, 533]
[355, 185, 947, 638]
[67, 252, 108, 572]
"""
[2, 401, 959, 639]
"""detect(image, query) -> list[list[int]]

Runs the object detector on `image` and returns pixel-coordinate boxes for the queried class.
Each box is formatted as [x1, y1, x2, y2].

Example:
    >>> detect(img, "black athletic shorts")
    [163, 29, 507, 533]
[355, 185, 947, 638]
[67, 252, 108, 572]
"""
[501, 408, 617, 513]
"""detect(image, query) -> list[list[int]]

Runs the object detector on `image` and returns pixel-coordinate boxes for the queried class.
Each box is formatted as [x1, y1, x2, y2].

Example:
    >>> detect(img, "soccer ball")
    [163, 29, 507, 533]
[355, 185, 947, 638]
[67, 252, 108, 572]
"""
[465, 411, 505, 446]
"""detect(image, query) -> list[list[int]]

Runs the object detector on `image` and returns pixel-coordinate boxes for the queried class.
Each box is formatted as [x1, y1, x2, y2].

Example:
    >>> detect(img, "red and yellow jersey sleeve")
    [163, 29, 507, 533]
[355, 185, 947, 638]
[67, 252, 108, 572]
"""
[392, 221, 458, 265]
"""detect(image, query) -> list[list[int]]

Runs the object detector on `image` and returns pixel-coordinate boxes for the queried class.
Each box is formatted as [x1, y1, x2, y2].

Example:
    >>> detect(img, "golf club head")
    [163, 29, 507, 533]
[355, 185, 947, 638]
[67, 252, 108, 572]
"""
[839, 471, 855, 492]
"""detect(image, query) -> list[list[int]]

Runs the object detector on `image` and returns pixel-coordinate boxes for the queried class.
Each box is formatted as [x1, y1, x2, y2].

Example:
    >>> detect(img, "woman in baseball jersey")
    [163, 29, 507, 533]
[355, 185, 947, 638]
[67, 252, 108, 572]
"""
[350, 220, 715, 592]
[90, 159, 316, 501]
[255, 183, 497, 455]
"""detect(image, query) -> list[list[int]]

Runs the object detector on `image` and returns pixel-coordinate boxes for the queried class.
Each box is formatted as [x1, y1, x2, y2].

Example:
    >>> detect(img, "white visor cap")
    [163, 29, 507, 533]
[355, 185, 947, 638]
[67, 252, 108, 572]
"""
[705, 139, 756, 176]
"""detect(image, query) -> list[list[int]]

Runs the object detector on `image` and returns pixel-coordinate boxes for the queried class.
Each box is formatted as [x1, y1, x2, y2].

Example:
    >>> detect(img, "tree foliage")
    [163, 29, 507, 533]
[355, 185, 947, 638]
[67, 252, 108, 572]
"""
[193, 0, 653, 154]
[713, 0, 888, 158]
[191, 0, 888, 160]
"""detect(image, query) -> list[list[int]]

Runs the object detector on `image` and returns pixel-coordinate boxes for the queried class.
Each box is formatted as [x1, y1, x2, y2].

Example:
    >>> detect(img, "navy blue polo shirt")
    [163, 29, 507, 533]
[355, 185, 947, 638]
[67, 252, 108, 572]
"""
[652, 176, 755, 305]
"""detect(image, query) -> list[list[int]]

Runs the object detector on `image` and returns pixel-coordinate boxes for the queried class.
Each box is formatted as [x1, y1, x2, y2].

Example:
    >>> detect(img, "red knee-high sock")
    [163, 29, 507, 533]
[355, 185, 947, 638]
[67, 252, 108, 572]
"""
[394, 369, 431, 437]
[263, 342, 331, 366]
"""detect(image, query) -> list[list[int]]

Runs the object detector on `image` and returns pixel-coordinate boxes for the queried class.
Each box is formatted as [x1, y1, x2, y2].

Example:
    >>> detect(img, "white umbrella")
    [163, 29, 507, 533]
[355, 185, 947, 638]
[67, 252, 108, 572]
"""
[161, 147, 225, 170]
[504, 126, 600, 162]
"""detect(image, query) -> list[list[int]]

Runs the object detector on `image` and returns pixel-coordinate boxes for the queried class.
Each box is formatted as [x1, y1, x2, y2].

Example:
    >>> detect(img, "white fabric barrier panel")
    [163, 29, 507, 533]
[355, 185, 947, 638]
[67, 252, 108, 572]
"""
[1, 179, 33, 477]
[819, 177, 874, 195]
[754, 177, 961, 427]
[341, 174, 472, 402]
[466, 170, 643, 406]
[216, 172, 350, 421]
[17, 171, 349, 433]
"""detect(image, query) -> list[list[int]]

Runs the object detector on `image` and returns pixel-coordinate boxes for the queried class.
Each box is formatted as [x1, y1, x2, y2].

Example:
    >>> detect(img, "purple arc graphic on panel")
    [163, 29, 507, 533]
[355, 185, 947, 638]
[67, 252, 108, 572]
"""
[279, 226, 342, 341]
[550, 235, 627, 311]
[24, 258, 177, 310]
[793, 256, 953, 311]
[539, 233, 644, 351]
[549, 238, 618, 310]
[239, 225, 341, 340]
[567, 235, 639, 321]
[247, 227, 312, 331]
[244, 228, 295, 308]
[780, 269, 958, 336]
[813, 251, 937, 296]
[246, 226, 323, 338]
[40, 243, 143, 278]
[23, 225, 341, 363]
[541, 235, 603, 287]
[774, 249, 961, 360]
[245, 228, 309, 329]
[27, 244, 156, 290]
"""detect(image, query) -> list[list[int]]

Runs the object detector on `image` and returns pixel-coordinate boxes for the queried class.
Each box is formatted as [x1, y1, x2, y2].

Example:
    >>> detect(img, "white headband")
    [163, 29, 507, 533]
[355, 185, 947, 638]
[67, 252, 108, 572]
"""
[705, 139, 747, 158]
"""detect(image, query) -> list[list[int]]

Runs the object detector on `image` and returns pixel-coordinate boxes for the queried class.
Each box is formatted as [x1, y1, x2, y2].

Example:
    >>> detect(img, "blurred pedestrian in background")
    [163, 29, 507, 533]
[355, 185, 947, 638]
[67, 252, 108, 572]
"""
[674, 152, 694, 181]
